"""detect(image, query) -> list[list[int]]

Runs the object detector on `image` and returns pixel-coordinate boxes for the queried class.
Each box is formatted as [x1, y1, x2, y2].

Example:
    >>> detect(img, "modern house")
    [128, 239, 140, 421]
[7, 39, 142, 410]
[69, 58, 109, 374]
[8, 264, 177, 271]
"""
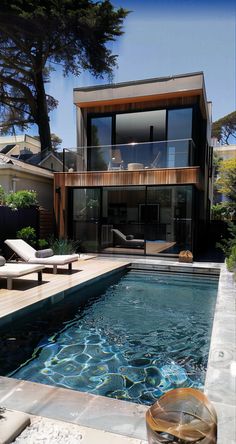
[54, 72, 213, 257]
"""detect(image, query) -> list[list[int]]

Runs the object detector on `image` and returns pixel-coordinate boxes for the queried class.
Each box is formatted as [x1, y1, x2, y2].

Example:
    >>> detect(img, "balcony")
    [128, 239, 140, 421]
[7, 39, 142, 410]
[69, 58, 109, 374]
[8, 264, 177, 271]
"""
[62, 139, 196, 172]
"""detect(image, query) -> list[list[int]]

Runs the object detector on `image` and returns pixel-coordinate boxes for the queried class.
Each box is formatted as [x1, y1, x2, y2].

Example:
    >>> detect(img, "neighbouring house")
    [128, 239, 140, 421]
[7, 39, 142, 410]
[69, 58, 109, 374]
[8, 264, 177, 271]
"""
[26, 149, 64, 172]
[0, 134, 64, 172]
[0, 154, 53, 210]
[0, 134, 41, 159]
[54, 72, 213, 258]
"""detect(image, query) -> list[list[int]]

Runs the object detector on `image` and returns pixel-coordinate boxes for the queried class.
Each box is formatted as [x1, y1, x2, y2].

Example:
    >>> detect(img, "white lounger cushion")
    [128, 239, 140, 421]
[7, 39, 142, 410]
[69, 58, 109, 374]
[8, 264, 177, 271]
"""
[5, 239, 79, 265]
[0, 263, 44, 289]
[0, 263, 44, 277]
[28, 255, 78, 265]
[5, 239, 36, 262]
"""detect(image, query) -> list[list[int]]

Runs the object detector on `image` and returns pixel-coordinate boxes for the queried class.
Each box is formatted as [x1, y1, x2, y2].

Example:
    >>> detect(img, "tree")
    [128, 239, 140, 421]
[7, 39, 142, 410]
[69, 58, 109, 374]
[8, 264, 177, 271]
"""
[217, 158, 236, 200]
[34, 133, 62, 151]
[212, 111, 236, 145]
[215, 158, 236, 217]
[51, 133, 62, 151]
[0, 0, 128, 150]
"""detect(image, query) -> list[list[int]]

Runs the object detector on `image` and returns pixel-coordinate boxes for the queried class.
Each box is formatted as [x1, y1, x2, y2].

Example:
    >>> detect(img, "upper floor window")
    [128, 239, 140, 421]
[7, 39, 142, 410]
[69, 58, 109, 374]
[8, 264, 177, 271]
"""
[90, 117, 112, 146]
[116, 110, 166, 144]
[167, 108, 192, 140]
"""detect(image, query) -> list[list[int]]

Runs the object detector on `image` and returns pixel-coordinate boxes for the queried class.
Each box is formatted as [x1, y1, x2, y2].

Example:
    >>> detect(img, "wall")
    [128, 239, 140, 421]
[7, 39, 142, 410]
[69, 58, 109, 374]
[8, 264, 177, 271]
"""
[0, 167, 53, 210]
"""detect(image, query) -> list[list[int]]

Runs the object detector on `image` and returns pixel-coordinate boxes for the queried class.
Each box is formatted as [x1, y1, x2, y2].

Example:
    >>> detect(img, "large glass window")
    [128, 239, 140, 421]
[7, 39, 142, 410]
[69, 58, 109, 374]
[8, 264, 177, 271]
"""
[116, 110, 166, 144]
[70, 185, 193, 256]
[89, 117, 112, 170]
[167, 109, 193, 167]
[101, 186, 146, 254]
[72, 188, 101, 252]
[146, 185, 193, 254]
[90, 117, 112, 146]
[87, 108, 195, 170]
[167, 108, 192, 140]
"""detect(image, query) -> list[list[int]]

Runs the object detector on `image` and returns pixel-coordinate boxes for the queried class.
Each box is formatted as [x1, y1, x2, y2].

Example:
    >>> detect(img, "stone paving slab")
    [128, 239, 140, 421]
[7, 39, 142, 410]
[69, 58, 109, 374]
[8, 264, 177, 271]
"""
[0, 378, 148, 441]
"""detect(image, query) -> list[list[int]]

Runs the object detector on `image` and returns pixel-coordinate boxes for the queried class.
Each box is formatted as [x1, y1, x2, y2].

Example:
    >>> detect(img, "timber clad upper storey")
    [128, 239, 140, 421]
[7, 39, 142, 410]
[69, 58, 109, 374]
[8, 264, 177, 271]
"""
[54, 72, 212, 257]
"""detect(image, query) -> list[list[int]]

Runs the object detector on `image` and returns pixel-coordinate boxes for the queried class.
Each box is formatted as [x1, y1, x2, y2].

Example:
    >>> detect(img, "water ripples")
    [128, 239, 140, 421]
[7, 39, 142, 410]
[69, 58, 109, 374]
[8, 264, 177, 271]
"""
[10, 271, 217, 405]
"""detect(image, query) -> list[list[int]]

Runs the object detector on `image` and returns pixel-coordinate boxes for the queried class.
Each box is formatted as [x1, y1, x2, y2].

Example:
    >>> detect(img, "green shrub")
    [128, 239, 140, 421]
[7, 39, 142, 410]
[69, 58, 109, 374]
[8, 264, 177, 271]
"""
[38, 239, 49, 249]
[211, 203, 234, 221]
[216, 222, 236, 258]
[5, 190, 38, 209]
[226, 245, 236, 272]
[0, 185, 6, 205]
[16, 226, 36, 246]
[48, 237, 80, 255]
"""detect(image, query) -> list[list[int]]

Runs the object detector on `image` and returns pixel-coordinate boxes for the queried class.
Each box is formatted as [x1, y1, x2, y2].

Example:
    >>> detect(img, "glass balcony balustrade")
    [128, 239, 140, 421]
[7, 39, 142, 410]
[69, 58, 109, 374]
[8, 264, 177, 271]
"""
[62, 139, 196, 172]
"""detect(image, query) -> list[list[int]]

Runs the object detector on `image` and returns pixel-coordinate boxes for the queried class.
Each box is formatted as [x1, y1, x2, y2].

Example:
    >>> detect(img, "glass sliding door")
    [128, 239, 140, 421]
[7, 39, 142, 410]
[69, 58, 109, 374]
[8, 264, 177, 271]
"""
[101, 186, 146, 255]
[145, 185, 193, 255]
[173, 186, 193, 252]
[70, 185, 193, 256]
[72, 188, 101, 252]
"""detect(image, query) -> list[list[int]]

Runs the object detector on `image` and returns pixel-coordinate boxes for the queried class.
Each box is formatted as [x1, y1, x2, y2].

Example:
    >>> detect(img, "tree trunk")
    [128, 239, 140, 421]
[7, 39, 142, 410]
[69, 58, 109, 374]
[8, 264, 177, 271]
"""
[34, 70, 52, 151]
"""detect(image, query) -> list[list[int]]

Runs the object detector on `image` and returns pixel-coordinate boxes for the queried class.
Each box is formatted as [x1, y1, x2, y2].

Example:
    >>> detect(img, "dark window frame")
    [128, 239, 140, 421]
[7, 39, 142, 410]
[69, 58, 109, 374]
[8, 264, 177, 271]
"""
[87, 105, 197, 147]
[68, 184, 195, 255]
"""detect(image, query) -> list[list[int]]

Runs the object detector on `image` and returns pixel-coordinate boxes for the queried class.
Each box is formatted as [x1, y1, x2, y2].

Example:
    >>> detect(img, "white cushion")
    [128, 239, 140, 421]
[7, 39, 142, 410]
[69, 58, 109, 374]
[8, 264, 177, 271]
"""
[0, 263, 44, 277]
[5, 239, 36, 262]
[28, 254, 79, 265]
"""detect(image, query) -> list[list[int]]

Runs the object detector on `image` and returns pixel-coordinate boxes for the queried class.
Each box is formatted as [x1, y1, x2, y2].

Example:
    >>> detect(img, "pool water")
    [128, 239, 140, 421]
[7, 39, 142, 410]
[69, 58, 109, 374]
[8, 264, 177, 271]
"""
[1, 270, 218, 405]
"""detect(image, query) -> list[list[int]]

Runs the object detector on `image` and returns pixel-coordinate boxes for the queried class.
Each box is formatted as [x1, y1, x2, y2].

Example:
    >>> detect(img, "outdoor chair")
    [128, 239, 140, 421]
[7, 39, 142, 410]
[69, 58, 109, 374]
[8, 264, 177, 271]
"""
[111, 229, 144, 248]
[0, 262, 44, 290]
[5, 239, 79, 274]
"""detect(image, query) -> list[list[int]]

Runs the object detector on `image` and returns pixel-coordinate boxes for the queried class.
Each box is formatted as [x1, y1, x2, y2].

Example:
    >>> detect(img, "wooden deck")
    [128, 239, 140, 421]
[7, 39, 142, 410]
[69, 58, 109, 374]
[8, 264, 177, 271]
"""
[0, 258, 130, 320]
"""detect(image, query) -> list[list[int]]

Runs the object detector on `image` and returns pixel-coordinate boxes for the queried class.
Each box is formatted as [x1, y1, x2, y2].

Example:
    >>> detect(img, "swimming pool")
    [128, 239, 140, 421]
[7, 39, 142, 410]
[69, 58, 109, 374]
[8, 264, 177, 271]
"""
[0, 269, 218, 405]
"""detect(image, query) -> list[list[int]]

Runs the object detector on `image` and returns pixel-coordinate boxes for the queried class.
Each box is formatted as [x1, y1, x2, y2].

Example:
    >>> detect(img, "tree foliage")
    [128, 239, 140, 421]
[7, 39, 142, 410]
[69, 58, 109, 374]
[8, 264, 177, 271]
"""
[216, 158, 236, 201]
[214, 158, 236, 218]
[34, 133, 62, 150]
[212, 111, 236, 144]
[0, 0, 128, 150]
[51, 133, 62, 151]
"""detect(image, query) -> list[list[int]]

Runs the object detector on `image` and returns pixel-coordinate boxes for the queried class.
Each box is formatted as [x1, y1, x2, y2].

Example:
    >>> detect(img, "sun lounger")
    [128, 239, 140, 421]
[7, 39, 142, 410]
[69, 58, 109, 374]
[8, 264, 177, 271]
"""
[5, 239, 79, 274]
[0, 263, 44, 290]
[111, 229, 144, 248]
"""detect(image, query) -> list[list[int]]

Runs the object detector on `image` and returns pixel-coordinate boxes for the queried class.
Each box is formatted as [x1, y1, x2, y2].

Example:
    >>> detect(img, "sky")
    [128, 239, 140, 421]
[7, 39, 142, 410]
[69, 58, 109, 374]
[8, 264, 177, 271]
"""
[37, 0, 236, 147]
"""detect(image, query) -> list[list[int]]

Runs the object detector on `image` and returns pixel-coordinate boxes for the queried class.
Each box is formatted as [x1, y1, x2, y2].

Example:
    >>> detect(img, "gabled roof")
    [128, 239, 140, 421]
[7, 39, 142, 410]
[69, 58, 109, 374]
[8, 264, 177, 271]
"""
[26, 149, 63, 171]
[0, 154, 53, 178]
[0, 154, 14, 165]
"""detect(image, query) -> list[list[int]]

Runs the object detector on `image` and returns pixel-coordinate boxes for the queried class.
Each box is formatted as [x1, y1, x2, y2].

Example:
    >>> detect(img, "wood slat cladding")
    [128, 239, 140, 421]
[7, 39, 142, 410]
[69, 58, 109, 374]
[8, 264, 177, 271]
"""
[54, 167, 201, 188]
[39, 208, 54, 239]
[80, 94, 200, 115]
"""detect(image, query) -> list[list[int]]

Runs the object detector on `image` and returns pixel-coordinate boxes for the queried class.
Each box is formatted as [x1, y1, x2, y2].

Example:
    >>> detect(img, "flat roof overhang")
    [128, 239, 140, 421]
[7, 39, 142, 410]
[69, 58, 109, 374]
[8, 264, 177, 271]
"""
[73, 72, 209, 118]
